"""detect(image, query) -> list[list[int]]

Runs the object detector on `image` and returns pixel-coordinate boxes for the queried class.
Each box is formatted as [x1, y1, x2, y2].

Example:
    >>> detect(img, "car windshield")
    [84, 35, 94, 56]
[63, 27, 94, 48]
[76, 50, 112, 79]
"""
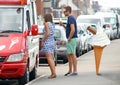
[104, 17, 116, 25]
[0, 8, 23, 33]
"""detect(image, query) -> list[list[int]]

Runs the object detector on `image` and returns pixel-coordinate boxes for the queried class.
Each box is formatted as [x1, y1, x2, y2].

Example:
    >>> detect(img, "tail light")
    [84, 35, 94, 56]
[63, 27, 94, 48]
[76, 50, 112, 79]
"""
[57, 41, 66, 45]
[57, 41, 61, 45]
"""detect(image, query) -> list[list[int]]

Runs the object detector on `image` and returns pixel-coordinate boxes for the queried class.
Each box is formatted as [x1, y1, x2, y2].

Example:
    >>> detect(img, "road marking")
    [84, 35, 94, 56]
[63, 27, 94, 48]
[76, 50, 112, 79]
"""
[25, 74, 47, 85]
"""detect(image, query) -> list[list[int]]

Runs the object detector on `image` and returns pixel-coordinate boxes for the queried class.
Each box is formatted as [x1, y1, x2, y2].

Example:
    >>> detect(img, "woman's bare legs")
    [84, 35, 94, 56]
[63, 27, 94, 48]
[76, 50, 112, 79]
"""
[46, 53, 56, 78]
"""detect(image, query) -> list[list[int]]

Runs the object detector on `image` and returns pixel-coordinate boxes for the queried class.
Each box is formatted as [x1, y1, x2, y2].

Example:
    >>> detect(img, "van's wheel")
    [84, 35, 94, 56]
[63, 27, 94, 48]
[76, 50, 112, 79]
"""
[63, 56, 68, 64]
[76, 48, 80, 57]
[29, 65, 37, 81]
[18, 66, 29, 85]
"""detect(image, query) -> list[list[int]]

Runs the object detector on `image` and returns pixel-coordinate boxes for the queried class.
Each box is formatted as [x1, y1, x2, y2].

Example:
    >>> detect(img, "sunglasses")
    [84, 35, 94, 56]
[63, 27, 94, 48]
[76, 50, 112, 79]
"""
[63, 10, 67, 13]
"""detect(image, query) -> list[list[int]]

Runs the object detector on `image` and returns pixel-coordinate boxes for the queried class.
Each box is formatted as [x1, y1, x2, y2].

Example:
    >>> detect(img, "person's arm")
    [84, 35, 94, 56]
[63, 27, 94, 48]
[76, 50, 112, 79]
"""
[42, 22, 50, 42]
[68, 24, 75, 41]
[38, 32, 44, 35]
[59, 21, 66, 29]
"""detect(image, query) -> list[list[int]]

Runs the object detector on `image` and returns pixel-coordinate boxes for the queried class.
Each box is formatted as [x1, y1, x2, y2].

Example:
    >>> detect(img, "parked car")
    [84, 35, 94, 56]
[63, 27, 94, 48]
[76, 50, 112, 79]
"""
[54, 25, 68, 63]
[76, 23, 93, 56]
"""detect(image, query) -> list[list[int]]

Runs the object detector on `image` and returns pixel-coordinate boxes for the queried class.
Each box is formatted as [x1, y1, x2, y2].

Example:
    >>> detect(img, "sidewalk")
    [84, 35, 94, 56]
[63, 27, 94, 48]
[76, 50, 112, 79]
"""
[27, 39, 120, 85]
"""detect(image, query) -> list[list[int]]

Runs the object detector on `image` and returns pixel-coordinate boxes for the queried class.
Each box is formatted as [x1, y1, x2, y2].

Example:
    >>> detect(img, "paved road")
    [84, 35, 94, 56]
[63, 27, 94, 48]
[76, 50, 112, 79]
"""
[28, 39, 120, 85]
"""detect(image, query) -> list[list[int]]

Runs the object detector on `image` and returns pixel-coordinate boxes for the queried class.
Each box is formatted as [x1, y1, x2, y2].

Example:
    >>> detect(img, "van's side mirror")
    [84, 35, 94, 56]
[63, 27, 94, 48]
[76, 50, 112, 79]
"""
[31, 24, 38, 36]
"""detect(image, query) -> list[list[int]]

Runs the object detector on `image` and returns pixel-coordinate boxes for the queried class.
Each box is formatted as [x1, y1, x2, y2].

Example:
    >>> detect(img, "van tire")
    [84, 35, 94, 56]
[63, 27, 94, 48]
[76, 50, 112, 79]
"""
[29, 65, 37, 81]
[18, 66, 29, 85]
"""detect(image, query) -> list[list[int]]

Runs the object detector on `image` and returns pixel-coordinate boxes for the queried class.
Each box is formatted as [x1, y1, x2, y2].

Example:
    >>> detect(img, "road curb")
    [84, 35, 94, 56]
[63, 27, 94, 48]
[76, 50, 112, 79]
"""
[25, 74, 47, 85]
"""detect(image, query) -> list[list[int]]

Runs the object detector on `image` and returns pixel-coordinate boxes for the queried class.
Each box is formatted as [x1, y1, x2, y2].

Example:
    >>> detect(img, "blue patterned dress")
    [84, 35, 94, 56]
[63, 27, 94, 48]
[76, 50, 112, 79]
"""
[41, 22, 55, 54]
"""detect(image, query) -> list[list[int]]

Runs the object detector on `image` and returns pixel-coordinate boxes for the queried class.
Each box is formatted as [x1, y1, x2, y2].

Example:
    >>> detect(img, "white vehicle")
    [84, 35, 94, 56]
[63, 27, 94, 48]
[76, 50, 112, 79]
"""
[54, 25, 68, 63]
[76, 15, 110, 39]
[76, 15, 105, 27]
[95, 12, 118, 39]
[77, 23, 93, 56]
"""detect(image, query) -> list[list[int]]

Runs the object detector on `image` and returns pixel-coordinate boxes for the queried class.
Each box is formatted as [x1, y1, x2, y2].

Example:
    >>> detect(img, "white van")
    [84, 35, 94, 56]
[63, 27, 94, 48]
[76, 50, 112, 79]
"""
[95, 12, 118, 39]
[77, 15, 105, 28]
[76, 15, 111, 38]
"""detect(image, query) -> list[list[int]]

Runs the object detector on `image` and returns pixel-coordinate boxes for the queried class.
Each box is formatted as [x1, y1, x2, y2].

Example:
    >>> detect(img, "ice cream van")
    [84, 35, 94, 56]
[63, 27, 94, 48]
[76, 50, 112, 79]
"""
[0, 0, 39, 85]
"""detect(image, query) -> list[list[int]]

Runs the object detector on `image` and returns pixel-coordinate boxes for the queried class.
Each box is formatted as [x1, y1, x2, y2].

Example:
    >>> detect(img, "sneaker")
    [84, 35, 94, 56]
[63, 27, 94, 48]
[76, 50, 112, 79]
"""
[64, 72, 72, 76]
[70, 72, 78, 76]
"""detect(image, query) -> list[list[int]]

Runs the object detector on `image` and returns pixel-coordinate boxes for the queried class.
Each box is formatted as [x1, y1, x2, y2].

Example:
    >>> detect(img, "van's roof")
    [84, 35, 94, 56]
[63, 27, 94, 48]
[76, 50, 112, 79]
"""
[95, 12, 116, 17]
[77, 15, 103, 19]
[76, 15, 104, 24]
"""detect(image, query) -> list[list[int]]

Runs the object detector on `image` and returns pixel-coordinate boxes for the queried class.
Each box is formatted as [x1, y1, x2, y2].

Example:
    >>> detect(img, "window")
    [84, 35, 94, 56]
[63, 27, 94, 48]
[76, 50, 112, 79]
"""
[0, 8, 23, 33]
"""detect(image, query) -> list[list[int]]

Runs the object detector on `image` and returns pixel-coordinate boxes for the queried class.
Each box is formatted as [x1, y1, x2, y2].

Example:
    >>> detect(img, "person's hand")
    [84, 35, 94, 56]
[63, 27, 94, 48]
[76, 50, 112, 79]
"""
[67, 39, 71, 42]
[59, 21, 63, 26]
[61, 41, 66, 45]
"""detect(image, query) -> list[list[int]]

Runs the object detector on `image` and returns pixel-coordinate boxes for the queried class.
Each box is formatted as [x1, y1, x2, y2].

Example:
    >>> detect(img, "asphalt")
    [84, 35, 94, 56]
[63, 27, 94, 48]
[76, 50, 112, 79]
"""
[26, 39, 120, 85]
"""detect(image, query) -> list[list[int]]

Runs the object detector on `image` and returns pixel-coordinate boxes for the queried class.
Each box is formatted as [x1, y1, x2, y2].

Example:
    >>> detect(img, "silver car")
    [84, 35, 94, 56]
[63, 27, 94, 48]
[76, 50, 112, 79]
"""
[54, 25, 68, 63]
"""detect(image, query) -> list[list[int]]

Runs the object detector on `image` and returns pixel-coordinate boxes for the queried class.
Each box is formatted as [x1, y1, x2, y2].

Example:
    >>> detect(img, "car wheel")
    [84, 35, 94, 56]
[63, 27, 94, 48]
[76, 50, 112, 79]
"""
[29, 65, 37, 81]
[76, 48, 82, 57]
[63, 56, 68, 64]
[63, 59, 68, 64]
[18, 66, 29, 85]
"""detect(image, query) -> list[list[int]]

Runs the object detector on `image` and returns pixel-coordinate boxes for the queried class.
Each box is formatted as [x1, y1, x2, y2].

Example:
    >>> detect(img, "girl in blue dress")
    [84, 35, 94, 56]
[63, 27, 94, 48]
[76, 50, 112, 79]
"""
[40, 13, 56, 78]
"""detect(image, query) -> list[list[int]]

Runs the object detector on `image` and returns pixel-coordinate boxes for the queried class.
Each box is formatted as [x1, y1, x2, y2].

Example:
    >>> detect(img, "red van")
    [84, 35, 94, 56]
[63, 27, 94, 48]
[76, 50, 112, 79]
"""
[0, 0, 39, 85]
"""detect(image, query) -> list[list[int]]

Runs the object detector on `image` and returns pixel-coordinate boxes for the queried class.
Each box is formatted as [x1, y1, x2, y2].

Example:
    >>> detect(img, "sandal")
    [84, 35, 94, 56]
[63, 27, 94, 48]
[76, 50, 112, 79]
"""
[64, 72, 72, 76]
[48, 74, 56, 79]
[70, 72, 78, 76]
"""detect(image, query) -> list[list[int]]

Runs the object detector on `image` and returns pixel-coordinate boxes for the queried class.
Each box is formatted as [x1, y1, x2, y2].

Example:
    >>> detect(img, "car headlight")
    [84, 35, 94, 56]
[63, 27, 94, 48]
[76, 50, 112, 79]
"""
[7, 53, 24, 62]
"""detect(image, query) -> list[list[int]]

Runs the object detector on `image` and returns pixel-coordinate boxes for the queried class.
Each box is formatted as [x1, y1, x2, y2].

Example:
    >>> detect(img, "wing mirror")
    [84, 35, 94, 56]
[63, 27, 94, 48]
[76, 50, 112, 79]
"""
[31, 24, 38, 36]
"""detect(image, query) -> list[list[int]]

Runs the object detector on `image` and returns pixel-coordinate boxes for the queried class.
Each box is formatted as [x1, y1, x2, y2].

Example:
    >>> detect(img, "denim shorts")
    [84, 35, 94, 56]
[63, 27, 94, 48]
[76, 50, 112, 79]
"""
[66, 38, 78, 54]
